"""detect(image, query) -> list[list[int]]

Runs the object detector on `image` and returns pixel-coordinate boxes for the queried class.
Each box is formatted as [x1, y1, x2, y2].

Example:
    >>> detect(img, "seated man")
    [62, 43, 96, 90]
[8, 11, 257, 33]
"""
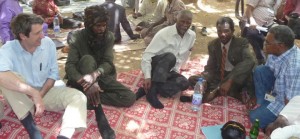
[242, 0, 282, 64]
[249, 25, 300, 129]
[0, 0, 22, 45]
[136, 10, 195, 109]
[140, 0, 185, 46]
[0, 13, 87, 139]
[100, 0, 140, 43]
[266, 96, 300, 138]
[65, 5, 135, 137]
[284, 0, 300, 39]
[32, 0, 82, 29]
[184, 17, 256, 104]
[130, 0, 167, 30]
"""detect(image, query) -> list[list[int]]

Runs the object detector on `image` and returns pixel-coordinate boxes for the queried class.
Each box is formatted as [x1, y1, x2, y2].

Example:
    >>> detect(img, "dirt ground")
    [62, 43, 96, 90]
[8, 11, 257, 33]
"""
[114, 0, 242, 73]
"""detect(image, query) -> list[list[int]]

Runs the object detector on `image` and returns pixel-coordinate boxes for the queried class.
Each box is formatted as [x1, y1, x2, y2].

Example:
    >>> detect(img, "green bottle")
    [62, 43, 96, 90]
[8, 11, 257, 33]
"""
[249, 119, 260, 139]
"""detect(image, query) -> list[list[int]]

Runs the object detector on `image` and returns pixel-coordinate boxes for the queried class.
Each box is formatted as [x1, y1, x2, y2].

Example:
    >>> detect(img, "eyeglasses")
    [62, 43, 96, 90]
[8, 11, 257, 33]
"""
[264, 41, 282, 46]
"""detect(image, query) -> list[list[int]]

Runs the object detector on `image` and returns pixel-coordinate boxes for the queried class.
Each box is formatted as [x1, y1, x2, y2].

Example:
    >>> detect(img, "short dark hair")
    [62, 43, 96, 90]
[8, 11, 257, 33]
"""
[84, 5, 109, 29]
[216, 17, 235, 32]
[221, 121, 246, 139]
[268, 25, 295, 48]
[10, 13, 44, 40]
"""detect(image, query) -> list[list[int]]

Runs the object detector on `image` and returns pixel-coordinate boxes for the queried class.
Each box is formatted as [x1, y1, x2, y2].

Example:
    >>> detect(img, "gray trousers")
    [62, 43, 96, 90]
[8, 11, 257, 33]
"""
[67, 55, 136, 107]
[151, 53, 190, 97]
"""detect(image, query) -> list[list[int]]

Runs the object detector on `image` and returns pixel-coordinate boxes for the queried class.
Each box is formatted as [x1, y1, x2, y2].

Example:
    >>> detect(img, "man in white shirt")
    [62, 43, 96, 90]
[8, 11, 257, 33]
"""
[136, 10, 196, 109]
[266, 96, 300, 138]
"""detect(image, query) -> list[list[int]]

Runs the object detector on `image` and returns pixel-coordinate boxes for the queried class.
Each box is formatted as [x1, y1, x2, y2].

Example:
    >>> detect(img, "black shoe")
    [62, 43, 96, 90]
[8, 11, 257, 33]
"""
[136, 87, 146, 100]
[146, 84, 164, 109]
[180, 95, 192, 102]
[57, 135, 69, 139]
[100, 127, 116, 139]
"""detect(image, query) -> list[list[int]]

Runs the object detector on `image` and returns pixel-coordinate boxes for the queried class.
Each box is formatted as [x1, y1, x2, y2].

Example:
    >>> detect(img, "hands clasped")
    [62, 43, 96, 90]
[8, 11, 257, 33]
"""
[77, 71, 103, 107]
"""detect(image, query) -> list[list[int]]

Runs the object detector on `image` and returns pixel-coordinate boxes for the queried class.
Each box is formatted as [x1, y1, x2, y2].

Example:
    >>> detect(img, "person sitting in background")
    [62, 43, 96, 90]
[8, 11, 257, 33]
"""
[136, 10, 195, 109]
[242, 0, 282, 64]
[0, 13, 87, 139]
[249, 25, 300, 130]
[265, 96, 300, 139]
[101, 0, 140, 43]
[0, 0, 22, 45]
[283, 0, 300, 21]
[221, 121, 246, 139]
[140, 0, 185, 46]
[32, 0, 82, 29]
[131, 0, 167, 30]
[182, 17, 255, 104]
[283, 0, 300, 39]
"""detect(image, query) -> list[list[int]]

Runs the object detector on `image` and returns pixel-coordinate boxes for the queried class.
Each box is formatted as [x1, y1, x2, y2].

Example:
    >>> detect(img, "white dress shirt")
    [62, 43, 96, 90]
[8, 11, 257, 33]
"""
[141, 24, 196, 79]
[270, 96, 300, 139]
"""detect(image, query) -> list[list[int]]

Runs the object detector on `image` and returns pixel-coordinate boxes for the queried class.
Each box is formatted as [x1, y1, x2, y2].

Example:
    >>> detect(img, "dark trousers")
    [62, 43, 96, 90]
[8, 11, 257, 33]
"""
[151, 53, 190, 97]
[245, 28, 266, 61]
[67, 55, 136, 107]
[249, 65, 277, 129]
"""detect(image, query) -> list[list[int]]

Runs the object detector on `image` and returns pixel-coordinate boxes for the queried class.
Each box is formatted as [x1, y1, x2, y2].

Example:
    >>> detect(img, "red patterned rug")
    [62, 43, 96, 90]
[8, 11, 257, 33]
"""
[0, 56, 265, 139]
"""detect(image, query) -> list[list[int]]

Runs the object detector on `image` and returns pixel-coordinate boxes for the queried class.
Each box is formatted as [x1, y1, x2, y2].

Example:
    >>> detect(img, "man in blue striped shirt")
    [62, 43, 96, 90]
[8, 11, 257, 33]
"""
[249, 25, 300, 129]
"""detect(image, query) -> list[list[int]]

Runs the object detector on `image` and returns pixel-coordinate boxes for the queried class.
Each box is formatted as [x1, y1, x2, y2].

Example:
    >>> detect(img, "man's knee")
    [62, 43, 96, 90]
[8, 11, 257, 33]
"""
[177, 77, 190, 91]
[68, 88, 87, 104]
[163, 52, 176, 61]
[78, 55, 97, 67]
[188, 75, 201, 87]
[254, 65, 270, 78]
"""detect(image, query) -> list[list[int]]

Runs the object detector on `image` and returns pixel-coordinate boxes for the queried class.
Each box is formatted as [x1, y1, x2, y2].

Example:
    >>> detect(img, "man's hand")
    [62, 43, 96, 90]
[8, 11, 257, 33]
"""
[31, 91, 45, 116]
[86, 83, 103, 107]
[77, 71, 100, 91]
[143, 78, 151, 92]
[220, 79, 233, 96]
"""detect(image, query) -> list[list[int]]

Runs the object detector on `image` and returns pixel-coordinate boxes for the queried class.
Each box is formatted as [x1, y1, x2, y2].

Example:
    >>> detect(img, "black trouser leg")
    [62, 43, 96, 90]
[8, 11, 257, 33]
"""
[20, 113, 42, 139]
[93, 105, 115, 139]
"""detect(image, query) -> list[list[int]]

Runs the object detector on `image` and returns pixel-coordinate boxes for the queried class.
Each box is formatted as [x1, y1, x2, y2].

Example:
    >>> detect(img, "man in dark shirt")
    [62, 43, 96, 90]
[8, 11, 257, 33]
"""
[65, 5, 136, 139]
[101, 0, 140, 43]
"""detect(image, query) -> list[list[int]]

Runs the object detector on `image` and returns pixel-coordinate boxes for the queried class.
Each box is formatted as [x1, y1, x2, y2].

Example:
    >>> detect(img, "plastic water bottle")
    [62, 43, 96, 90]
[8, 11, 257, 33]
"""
[191, 78, 204, 111]
[53, 14, 60, 37]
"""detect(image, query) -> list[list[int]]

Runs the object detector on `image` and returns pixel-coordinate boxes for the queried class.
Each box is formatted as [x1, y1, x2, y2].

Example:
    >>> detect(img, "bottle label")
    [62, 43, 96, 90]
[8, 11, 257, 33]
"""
[192, 93, 202, 105]
[54, 26, 60, 32]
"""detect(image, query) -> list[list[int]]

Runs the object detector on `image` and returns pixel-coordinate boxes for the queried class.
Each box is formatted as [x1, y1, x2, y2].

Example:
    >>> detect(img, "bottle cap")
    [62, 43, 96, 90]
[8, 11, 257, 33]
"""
[198, 77, 203, 82]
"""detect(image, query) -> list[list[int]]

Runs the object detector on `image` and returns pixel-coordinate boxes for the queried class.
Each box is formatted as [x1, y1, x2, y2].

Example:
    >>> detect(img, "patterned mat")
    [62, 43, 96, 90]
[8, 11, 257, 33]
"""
[0, 56, 265, 139]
